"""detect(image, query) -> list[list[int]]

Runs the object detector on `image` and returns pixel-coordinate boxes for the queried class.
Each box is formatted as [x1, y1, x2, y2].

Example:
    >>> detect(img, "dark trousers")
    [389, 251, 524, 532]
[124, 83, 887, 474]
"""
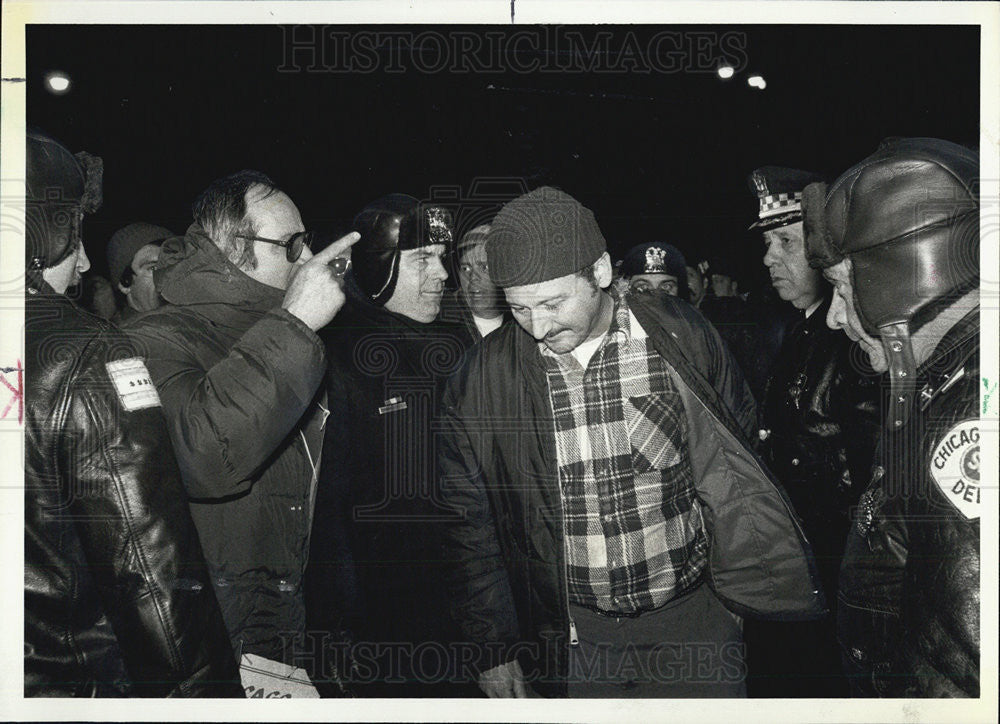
[744, 615, 848, 697]
[567, 584, 747, 698]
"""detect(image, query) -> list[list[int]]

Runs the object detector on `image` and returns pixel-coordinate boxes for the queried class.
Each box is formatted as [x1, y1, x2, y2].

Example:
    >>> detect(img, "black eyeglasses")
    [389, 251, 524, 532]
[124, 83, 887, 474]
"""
[236, 230, 313, 262]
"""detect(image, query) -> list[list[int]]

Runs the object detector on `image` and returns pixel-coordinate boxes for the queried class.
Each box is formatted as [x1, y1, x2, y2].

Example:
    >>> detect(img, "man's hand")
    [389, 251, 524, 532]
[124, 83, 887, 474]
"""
[282, 232, 359, 331]
[478, 659, 529, 698]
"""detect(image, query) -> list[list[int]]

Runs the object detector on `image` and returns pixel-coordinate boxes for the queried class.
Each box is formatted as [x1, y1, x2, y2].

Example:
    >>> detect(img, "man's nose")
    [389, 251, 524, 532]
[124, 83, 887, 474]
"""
[529, 310, 553, 339]
[827, 291, 847, 331]
[77, 245, 92, 273]
[762, 242, 779, 267]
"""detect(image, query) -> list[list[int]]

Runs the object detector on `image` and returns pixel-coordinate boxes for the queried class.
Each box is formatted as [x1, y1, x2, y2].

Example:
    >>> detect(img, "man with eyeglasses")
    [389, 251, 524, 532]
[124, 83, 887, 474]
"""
[125, 170, 358, 667]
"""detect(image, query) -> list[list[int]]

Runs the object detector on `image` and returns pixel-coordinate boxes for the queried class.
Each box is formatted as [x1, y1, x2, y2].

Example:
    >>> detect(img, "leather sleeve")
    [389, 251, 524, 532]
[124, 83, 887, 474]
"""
[61, 348, 243, 696]
[126, 309, 325, 499]
[836, 465, 908, 696]
[437, 351, 523, 675]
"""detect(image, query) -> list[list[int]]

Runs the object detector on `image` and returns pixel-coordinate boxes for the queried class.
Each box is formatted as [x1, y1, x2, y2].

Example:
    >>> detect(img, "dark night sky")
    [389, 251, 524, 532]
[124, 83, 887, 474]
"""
[27, 24, 980, 292]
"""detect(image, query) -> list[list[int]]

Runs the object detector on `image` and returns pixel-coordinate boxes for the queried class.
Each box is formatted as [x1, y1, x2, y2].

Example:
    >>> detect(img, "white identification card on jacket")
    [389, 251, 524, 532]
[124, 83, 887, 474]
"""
[105, 358, 161, 411]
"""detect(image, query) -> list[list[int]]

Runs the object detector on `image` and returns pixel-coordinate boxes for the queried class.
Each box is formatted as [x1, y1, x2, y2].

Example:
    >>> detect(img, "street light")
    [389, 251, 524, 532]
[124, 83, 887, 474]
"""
[747, 75, 767, 90]
[45, 71, 71, 95]
[717, 65, 735, 80]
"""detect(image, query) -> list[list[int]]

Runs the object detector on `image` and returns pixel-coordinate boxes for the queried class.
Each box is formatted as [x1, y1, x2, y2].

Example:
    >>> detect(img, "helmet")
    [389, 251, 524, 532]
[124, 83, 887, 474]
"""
[811, 137, 979, 428]
[351, 194, 454, 306]
[824, 137, 978, 335]
[25, 129, 102, 290]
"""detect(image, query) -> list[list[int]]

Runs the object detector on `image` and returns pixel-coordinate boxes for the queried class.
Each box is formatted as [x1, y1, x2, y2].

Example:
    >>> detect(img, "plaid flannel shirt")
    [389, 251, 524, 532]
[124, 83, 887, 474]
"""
[541, 292, 707, 615]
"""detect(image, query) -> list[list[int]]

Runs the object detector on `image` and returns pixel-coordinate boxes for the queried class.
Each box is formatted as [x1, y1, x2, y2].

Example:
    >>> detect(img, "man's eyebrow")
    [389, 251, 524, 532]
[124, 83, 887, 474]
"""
[516, 292, 567, 308]
[414, 247, 445, 257]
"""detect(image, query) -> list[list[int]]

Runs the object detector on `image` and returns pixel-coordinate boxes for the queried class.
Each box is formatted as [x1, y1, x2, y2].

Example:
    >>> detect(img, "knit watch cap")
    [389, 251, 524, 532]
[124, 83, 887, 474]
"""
[486, 186, 606, 288]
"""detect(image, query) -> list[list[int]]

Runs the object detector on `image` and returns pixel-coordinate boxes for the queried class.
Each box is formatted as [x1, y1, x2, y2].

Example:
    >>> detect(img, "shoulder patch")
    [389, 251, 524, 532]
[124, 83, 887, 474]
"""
[105, 358, 161, 411]
[930, 419, 980, 520]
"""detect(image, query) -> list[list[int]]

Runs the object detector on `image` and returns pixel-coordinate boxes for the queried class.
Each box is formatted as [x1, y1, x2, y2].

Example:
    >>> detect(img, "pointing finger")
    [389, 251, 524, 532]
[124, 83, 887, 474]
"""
[310, 231, 360, 263]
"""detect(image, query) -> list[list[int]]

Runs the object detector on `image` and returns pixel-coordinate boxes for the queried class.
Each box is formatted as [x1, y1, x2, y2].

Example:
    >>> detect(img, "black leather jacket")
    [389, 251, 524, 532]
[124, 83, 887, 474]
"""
[760, 295, 881, 591]
[837, 308, 980, 697]
[24, 289, 243, 697]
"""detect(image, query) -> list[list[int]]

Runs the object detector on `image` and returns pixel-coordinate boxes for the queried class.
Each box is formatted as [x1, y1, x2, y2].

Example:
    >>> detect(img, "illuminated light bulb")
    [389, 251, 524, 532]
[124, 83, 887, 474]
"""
[717, 66, 735, 80]
[45, 72, 71, 94]
[748, 75, 766, 89]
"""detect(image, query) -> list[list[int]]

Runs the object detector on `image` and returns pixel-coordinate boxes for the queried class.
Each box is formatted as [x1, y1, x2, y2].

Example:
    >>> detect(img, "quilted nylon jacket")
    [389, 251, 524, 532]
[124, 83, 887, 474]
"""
[125, 224, 328, 663]
[438, 290, 826, 697]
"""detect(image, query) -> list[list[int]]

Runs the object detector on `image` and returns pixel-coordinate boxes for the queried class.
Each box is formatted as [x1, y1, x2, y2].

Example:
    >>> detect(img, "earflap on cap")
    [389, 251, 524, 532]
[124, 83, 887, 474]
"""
[25, 130, 86, 275]
[801, 182, 841, 269]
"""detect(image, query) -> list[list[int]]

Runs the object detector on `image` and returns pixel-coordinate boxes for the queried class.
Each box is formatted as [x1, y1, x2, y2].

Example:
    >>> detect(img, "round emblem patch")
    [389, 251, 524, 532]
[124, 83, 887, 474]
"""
[930, 419, 980, 520]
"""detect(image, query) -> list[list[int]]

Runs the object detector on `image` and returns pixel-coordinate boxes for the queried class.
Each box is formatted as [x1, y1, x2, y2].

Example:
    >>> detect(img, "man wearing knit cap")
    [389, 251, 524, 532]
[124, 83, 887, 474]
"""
[803, 138, 981, 697]
[741, 165, 881, 697]
[620, 242, 688, 299]
[307, 193, 475, 696]
[439, 186, 827, 698]
[106, 222, 173, 321]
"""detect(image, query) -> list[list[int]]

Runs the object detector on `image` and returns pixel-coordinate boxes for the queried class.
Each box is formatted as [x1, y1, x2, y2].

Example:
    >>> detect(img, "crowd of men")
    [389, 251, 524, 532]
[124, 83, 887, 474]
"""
[23, 128, 982, 699]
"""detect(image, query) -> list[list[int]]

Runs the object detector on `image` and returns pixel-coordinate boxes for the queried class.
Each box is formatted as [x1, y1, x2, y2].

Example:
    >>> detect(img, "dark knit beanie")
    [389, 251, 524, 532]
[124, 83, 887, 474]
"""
[486, 186, 606, 288]
[106, 222, 173, 284]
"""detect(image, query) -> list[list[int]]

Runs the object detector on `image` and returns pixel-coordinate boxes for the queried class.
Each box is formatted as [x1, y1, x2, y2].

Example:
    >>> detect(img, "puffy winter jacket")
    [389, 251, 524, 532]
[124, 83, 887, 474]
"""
[438, 290, 826, 697]
[24, 288, 242, 697]
[125, 224, 328, 663]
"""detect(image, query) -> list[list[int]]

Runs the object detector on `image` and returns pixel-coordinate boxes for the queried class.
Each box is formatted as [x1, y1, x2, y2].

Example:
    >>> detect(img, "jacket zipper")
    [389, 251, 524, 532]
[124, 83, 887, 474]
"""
[553, 471, 579, 648]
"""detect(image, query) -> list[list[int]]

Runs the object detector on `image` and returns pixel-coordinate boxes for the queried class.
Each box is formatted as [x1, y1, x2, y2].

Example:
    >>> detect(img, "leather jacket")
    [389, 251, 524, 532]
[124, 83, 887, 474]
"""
[24, 288, 243, 697]
[837, 307, 980, 697]
[760, 294, 881, 591]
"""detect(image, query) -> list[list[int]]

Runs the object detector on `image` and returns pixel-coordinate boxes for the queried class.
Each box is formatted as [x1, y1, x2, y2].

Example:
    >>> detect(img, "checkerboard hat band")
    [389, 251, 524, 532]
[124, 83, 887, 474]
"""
[759, 191, 803, 219]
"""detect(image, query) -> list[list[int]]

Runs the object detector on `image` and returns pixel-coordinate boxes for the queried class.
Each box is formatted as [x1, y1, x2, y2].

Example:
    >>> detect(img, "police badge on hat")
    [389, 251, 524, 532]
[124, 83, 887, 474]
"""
[747, 166, 826, 232]
[930, 419, 980, 520]
[425, 206, 453, 247]
[644, 246, 667, 273]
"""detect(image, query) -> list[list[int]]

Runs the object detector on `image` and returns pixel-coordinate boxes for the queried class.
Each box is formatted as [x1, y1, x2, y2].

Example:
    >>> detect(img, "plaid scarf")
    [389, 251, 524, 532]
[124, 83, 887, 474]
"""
[541, 291, 707, 614]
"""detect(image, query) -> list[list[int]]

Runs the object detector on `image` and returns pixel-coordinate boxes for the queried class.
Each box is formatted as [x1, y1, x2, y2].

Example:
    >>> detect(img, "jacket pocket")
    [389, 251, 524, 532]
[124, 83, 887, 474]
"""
[625, 393, 685, 473]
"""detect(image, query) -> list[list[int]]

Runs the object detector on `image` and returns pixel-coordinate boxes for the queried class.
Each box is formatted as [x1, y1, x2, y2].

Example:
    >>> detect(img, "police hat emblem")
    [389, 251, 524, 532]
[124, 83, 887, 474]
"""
[644, 246, 667, 273]
[425, 206, 453, 247]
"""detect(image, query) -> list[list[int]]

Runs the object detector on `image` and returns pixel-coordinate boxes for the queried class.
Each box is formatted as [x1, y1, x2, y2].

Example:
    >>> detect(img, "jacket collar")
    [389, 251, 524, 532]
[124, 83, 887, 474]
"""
[916, 301, 979, 412]
[155, 223, 284, 328]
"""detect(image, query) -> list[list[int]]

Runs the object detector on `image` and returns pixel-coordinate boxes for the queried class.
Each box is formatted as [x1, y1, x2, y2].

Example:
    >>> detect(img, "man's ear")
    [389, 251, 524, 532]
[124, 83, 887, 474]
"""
[117, 282, 131, 296]
[594, 252, 613, 289]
